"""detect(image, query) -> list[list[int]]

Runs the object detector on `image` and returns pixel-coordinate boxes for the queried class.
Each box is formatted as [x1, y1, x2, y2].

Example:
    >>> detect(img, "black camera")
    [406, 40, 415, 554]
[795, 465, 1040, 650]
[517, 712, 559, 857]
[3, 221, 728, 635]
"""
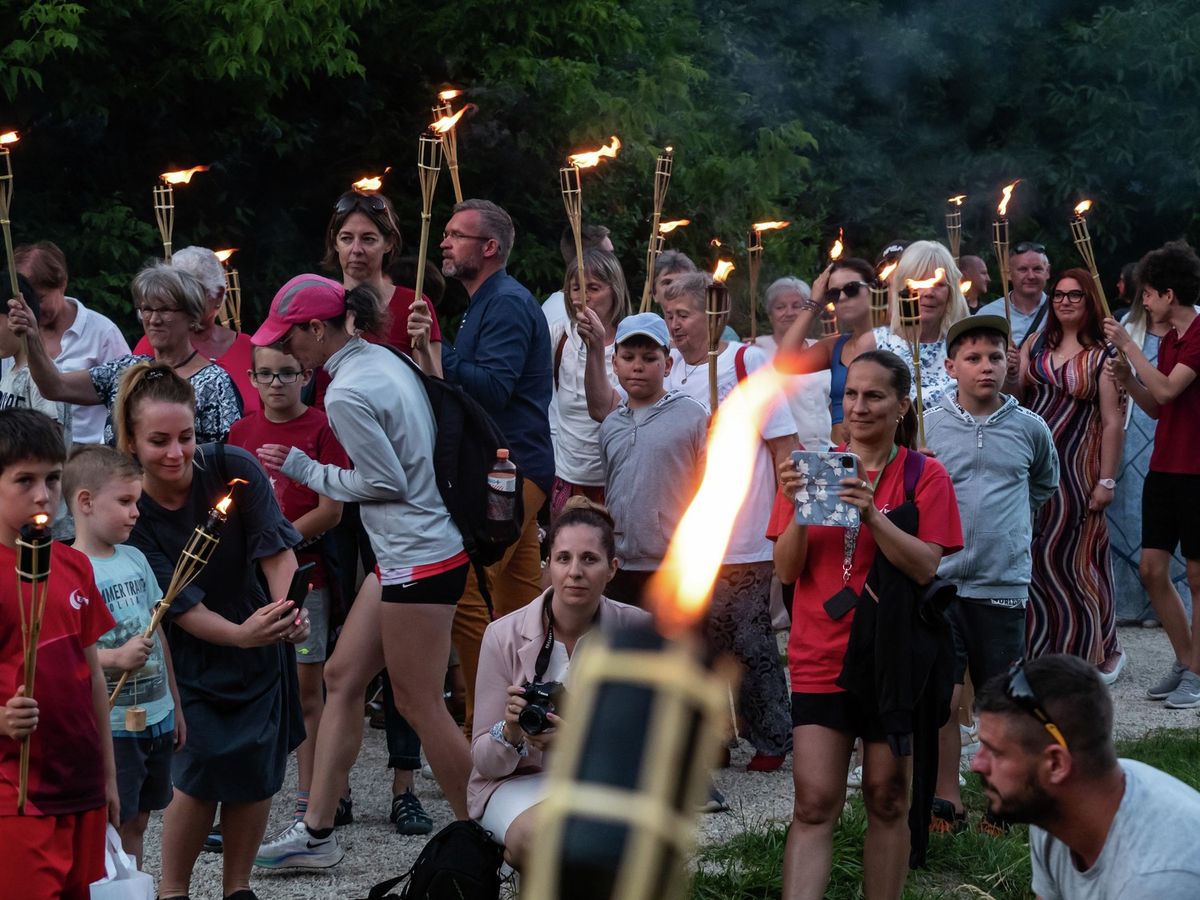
[518, 680, 566, 735]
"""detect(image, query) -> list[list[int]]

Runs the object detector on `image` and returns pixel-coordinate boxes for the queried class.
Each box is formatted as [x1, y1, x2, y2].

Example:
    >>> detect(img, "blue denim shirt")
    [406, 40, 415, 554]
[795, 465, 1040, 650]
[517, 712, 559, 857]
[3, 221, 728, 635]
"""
[442, 268, 554, 492]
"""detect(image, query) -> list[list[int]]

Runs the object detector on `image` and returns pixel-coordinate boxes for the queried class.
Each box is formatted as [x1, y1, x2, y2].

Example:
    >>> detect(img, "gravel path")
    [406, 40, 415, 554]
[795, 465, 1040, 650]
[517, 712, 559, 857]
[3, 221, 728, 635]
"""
[140, 625, 1196, 898]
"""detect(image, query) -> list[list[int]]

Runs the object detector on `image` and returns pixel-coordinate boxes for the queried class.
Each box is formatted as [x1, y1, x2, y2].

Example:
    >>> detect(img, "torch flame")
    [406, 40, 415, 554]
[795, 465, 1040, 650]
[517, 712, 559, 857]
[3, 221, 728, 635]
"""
[825, 302, 836, 315]
[710, 238, 723, 248]
[948, 194, 966, 206]
[664, 145, 674, 153]
[160, 166, 209, 185]
[437, 88, 463, 101]
[213, 248, 238, 263]
[997, 180, 1020, 217]
[353, 174, 384, 192]
[829, 227, 845, 261]
[646, 365, 790, 635]
[32, 513, 49, 527]
[906, 267, 947, 293]
[960, 280, 972, 294]
[753, 220, 790, 233]
[214, 478, 249, 515]
[1074, 199, 1093, 216]
[713, 260, 735, 283]
[658, 219, 691, 234]
[878, 262, 898, 282]
[430, 107, 468, 134]
[0, 131, 18, 145]
[567, 135, 621, 169]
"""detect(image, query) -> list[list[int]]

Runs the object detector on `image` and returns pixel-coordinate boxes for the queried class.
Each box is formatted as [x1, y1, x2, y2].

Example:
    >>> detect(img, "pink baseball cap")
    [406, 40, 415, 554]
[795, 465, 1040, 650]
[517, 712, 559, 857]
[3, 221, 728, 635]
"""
[251, 274, 347, 346]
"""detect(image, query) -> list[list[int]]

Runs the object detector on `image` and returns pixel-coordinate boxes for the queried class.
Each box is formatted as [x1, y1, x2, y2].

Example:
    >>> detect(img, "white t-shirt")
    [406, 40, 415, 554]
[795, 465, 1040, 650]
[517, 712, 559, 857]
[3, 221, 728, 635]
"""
[753, 335, 833, 451]
[53, 297, 131, 444]
[665, 342, 796, 564]
[542, 292, 570, 445]
[548, 320, 623, 485]
[1030, 759, 1200, 899]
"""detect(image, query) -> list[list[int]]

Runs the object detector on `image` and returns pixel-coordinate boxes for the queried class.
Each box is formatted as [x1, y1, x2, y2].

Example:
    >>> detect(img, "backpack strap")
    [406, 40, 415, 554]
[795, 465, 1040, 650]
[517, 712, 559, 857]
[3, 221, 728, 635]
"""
[734, 344, 749, 382]
[553, 331, 569, 391]
[1017, 300, 1050, 350]
[902, 447, 926, 504]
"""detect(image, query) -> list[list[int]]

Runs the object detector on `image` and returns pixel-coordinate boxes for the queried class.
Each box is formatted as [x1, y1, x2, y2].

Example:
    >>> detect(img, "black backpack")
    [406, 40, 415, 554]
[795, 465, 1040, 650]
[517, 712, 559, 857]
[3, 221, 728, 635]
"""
[361, 820, 506, 900]
[384, 348, 525, 612]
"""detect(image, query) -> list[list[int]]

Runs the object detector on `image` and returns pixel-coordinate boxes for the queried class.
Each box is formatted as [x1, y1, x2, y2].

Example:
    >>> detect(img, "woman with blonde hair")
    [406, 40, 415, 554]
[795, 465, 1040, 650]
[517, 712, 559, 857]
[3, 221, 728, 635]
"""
[861, 240, 969, 412]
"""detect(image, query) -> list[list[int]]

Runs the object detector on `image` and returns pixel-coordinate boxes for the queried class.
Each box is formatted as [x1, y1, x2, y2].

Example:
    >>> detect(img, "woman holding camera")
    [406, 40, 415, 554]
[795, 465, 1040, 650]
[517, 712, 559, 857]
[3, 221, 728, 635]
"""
[468, 498, 649, 866]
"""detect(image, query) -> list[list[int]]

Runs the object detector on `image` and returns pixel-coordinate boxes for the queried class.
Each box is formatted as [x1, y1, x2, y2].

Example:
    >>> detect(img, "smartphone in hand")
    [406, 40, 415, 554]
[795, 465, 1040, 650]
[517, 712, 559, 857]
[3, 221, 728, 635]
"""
[284, 561, 317, 612]
[791, 450, 862, 528]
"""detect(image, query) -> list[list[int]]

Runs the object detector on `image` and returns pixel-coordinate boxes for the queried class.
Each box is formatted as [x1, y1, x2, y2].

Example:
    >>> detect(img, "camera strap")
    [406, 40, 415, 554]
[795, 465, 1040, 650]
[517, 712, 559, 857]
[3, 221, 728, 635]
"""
[535, 591, 556, 681]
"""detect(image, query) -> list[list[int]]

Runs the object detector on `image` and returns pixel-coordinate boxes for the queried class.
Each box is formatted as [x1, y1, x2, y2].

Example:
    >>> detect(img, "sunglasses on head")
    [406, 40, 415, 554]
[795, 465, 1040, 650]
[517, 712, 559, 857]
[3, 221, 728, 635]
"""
[335, 192, 389, 215]
[825, 281, 867, 302]
[1012, 241, 1047, 256]
[1004, 661, 1069, 750]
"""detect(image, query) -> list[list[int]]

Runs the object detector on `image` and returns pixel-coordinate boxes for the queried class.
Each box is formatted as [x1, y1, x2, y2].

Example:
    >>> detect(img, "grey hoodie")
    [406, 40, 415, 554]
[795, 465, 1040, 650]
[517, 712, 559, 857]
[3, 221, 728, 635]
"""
[599, 390, 709, 570]
[924, 392, 1059, 600]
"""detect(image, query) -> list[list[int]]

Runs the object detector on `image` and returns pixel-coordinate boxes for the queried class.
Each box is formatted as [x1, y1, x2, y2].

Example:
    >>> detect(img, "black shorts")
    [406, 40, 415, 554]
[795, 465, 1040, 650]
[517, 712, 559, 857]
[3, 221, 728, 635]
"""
[113, 730, 174, 823]
[1143, 471, 1200, 560]
[380, 562, 470, 605]
[791, 691, 886, 743]
[947, 599, 1026, 688]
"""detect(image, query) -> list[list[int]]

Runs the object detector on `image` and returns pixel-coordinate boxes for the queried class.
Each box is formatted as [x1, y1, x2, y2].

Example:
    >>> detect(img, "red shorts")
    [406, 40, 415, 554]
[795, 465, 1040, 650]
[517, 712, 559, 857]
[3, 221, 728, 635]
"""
[0, 805, 107, 899]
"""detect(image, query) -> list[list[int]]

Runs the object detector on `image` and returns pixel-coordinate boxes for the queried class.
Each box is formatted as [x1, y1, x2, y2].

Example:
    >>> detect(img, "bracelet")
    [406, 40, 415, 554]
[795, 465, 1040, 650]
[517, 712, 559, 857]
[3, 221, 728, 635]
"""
[802, 298, 822, 314]
[490, 720, 528, 757]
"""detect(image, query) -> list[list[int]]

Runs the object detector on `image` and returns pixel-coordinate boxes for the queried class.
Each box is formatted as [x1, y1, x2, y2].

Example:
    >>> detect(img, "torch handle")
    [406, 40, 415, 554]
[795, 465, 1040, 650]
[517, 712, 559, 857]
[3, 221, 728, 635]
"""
[412, 213, 432, 351]
[107, 598, 172, 708]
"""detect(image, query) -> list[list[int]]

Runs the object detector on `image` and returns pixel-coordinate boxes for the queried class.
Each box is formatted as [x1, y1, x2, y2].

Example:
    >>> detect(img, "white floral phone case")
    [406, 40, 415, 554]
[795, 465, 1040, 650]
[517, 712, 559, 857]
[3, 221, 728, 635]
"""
[791, 450, 861, 528]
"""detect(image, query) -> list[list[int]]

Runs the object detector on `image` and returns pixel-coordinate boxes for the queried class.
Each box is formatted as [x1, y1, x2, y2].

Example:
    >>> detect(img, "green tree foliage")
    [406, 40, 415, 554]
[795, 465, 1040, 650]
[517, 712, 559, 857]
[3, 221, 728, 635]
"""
[0, 0, 1194, 338]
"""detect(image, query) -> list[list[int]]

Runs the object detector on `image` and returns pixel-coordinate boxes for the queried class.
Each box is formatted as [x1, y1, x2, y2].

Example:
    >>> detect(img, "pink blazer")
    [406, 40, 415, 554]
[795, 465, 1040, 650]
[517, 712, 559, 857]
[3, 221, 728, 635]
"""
[467, 588, 652, 820]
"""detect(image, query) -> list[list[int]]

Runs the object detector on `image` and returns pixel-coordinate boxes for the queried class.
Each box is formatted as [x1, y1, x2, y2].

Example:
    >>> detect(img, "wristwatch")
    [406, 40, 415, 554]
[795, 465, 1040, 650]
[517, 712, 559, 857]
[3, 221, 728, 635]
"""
[1098, 478, 1116, 490]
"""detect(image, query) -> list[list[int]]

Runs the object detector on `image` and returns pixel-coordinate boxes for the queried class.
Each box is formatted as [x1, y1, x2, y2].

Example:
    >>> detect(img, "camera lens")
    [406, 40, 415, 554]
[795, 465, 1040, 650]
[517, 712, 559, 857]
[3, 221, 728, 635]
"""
[842, 456, 854, 468]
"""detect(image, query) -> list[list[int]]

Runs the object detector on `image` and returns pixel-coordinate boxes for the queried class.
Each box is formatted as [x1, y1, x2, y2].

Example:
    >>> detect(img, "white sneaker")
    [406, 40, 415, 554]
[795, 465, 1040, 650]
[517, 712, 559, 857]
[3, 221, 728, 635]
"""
[1164, 670, 1200, 709]
[255, 820, 345, 869]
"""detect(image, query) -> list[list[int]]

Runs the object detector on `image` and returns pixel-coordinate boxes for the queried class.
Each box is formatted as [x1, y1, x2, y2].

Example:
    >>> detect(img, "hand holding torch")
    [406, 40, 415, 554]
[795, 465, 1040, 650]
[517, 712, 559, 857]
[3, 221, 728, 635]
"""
[15, 513, 51, 814]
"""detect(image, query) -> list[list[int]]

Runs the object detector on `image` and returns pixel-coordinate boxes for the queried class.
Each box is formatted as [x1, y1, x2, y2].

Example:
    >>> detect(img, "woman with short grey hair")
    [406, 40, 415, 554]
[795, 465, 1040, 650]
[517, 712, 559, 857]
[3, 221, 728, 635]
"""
[10, 260, 243, 444]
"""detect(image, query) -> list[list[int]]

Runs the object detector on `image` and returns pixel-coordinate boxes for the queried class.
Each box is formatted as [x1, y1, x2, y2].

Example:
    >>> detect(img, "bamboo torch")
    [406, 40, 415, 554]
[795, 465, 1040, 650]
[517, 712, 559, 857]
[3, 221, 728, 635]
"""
[747, 221, 790, 343]
[213, 249, 240, 331]
[108, 480, 244, 709]
[641, 218, 691, 314]
[870, 261, 898, 329]
[902, 268, 946, 447]
[1070, 200, 1113, 319]
[408, 131, 444, 352]
[1, 131, 21, 304]
[15, 513, 51, 815]
[991, 181, 1019, 327]
[639, 146, 675, 312]
[946, 194, 965, 263]
[154, 166, 208, 262]
[706, 260, 735, 415]
[433, 89, 466, 203]
[560, 136, 621, 314]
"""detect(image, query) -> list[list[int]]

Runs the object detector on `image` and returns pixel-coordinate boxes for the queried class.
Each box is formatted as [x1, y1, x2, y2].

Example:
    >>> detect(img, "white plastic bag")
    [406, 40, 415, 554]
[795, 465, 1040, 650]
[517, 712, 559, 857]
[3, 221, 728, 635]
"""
[90, 824, 155, 900]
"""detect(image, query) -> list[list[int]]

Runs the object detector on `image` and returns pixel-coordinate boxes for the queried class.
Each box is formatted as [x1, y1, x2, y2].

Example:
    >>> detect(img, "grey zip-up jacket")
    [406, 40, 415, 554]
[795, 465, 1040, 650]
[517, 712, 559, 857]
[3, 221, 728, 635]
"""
[282, 337, 463, 572]
[924, 392, 1059, 600]
[599, 391, 709, 570]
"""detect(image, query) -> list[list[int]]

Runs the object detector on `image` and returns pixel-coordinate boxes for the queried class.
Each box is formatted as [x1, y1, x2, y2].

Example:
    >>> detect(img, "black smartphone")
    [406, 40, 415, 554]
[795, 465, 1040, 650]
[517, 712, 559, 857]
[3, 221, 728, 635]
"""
[285, 562, 317, 611]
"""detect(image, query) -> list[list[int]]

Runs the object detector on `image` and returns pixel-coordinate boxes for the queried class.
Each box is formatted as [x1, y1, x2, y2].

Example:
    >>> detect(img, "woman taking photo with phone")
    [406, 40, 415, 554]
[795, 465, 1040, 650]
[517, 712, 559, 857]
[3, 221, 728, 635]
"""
[768, 350, 962, 900]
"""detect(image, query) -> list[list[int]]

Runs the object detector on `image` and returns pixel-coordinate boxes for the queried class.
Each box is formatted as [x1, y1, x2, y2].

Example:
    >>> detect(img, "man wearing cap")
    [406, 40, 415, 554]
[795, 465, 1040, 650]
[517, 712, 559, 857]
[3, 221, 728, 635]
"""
[409, 198, 552, 735]
[977, 242, 1052, 347]
[922, 314, 1060, 833]
[972, 655, 1200, 898]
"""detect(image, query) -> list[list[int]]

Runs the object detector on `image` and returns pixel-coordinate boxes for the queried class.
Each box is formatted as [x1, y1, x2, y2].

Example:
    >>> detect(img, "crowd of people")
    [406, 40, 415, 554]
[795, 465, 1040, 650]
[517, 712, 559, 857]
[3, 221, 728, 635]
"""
[1, 188, 1199, 900]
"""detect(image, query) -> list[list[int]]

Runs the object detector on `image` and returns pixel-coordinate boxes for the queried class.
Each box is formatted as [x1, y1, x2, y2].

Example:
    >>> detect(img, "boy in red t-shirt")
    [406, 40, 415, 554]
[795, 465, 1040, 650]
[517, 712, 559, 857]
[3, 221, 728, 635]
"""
[227, 345, 348, 826]
[0, 408, 117, 899]
[1105, 241, 1200, 707]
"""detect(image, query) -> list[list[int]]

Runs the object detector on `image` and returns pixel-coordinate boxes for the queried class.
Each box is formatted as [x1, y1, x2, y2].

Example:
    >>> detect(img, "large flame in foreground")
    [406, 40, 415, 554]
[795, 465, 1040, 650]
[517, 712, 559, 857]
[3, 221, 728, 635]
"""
[568, 135, 621, 169]
[646, 365, 788, 636]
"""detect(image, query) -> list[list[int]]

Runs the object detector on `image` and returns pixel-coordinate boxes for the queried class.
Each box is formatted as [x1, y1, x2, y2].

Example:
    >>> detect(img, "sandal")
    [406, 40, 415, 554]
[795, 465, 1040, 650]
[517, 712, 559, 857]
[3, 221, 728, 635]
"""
[390, 789, 433, 835]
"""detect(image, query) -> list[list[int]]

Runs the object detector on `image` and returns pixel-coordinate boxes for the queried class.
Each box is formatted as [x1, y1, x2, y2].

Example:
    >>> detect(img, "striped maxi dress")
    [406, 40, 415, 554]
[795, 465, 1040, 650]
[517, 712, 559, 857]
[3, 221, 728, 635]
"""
[1025, 344, 1122, 665]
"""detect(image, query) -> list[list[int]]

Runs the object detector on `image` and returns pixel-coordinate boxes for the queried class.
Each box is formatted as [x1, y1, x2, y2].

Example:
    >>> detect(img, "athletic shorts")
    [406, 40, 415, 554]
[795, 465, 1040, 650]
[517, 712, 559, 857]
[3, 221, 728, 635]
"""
[114, 731, 174, 823]
[1143, 471, 1200, 560]
[379, 562, 470, 605]
[295, 586, 330, 663]
[791, 691, 886, 743]
[0, 805, 106, 900]
[946, 599, 1026, 688]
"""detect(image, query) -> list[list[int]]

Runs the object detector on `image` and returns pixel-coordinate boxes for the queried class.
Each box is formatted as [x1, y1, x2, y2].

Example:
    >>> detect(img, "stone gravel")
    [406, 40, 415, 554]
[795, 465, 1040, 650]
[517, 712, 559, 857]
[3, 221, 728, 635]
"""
[140, 625, 1197, 898]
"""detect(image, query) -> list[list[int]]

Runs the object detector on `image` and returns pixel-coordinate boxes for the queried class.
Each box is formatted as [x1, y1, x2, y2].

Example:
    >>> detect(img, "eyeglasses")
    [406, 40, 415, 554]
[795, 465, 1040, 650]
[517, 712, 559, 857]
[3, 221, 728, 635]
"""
[825, 281, 867, 302]
[136, 305, 182, 321]
[1051, 289, 1087, 304]
[1003, 662, 1069, 750]
[1012, 241, 1047, 256]
[251, 369, 304, 385]
[442, 230, 491, 242]
[278, 323, 309, 350]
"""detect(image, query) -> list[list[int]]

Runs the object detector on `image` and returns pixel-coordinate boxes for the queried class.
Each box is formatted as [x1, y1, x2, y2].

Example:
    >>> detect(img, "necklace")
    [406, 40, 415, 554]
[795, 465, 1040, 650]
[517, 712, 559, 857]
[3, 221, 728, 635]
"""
[162, 349, 199, 370]
[680, 358, 705, 384]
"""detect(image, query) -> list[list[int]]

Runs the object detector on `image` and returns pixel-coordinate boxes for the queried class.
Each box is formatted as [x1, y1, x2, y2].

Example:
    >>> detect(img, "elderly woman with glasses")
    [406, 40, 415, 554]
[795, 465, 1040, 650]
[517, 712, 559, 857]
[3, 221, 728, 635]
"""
[1014, 268, 1124, 678]
[9, 260, 243, 445]
[323, 190, 443, 377]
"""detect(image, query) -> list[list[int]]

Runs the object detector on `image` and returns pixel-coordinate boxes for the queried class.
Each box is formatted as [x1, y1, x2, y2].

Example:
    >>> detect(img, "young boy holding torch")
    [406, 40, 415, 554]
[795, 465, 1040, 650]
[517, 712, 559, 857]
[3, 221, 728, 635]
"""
[0, 408, 117, 898]
[923, 315, 1059, 832]
[65, 444, 184, 867]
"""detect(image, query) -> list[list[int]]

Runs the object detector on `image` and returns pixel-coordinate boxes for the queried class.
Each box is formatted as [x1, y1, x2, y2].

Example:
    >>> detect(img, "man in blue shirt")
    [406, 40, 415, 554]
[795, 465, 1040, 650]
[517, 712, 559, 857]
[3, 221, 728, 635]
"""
[411, 198, 553, 735]
[977, 241, 1051, 348]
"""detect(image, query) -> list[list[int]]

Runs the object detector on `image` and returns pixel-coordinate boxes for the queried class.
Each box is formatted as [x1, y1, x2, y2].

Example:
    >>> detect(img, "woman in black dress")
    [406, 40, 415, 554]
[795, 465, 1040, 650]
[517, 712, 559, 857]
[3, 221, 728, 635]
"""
[116, 361, 307, 900]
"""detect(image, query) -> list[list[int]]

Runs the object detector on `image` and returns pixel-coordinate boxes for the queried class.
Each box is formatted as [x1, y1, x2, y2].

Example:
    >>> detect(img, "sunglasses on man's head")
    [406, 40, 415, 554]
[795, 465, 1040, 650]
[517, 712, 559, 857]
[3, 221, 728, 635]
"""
[1012, 241, 1047, 256]
[826, 281, 868, 302]
[1004, 661, 1069, 750]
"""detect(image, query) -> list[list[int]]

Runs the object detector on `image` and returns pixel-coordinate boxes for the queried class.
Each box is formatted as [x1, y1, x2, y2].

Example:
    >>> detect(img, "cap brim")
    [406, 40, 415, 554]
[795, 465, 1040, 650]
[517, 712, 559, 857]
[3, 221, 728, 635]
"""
[250, 316, 292, 347]
[616, 328, 669, 347]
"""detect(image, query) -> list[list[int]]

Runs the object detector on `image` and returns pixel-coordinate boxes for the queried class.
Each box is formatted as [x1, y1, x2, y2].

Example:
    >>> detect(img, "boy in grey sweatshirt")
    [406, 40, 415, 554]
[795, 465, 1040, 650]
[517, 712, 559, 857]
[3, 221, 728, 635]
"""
[923, 315, 1059, 832]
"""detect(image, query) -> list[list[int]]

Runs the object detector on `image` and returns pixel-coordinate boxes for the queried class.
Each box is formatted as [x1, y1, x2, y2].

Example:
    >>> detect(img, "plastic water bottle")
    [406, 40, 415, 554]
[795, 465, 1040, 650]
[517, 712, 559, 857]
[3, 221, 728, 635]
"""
[486, 449, 518, 538]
